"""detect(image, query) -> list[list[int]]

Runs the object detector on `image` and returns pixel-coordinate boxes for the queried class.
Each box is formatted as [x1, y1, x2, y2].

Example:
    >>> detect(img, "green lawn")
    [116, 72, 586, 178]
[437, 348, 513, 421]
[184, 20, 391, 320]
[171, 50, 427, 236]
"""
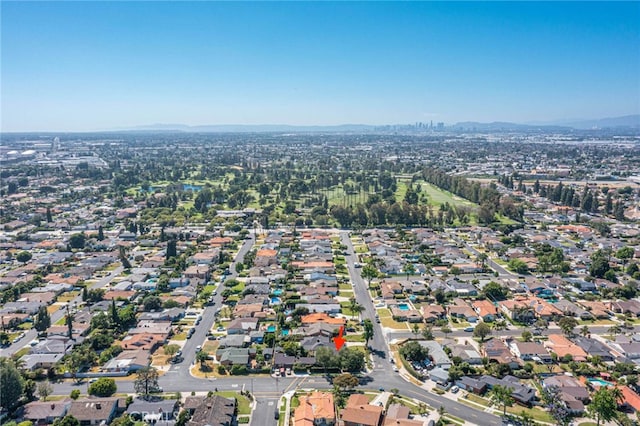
[505, 406, 554, 423]
[339, 282, 353, 290]
[345, 334, 365, 342]
[213, 392, 251, 415]
[463, 394, 491, 407]
[419, 182, 477, 208]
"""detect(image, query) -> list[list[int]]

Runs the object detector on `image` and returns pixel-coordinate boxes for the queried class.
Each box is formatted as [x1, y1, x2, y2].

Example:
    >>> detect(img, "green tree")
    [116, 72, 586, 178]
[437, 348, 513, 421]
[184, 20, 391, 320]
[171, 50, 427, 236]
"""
[166, 239, 177, 260]
[360, 264, 379, 288]
[315, 347, 339, 374]
[400, 341, 429, 363]
[440, 325, 452, 339]
[134, 366, 160, 399]
[590, 249, 611, 279]
[142, 295, 162, 312]
[421, 325, 434, 340]
[88, 378, 117, 397]
[473, 322, 492, 342]
[196, 350, 209, 367]
[348, 297, 364, 320]
[37, 381, 53, 401]
[558, 316, 578, 337]
[588, 387, 619, 426]
[339, 348, 365, 372]
[363, 319, 374, 346]
[69, 389, 81, 400]
[52, 416, 80, 426]
[164, 344, 180, 356]
[404, 262, 416, 279]
[68, 233, 86, 250]
[34, 305, 51, 333]
[332, 372, 359, 392]
[490, 384, 514, 416]
[24, 379, 36, 401]
[616, 247, 634, 265]
[521, 330, 532, 342]
[508, 258, 529, 275]
[16, 251, 32, 263]
[482, 281, 508, 301]
[0, 358, 25, 410]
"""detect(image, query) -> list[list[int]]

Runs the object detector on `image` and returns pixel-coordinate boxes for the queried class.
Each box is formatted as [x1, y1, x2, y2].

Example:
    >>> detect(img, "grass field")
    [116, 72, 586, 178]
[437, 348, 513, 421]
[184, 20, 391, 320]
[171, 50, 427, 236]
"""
[419, 182, 477, 208]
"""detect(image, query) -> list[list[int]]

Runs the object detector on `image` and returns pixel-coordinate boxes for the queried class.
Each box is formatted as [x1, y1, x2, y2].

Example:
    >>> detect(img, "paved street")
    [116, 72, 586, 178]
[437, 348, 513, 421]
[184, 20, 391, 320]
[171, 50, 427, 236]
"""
[0, 265, 124, 357]
[170, 233, 256, 380]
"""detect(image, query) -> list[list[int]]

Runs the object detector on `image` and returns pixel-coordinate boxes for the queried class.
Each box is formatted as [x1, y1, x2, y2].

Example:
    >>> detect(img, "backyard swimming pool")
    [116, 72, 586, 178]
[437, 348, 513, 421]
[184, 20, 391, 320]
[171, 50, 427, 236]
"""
[588, 378, 613, 387]
[397, 303, 410, 311]
[267, 325, 276, 332]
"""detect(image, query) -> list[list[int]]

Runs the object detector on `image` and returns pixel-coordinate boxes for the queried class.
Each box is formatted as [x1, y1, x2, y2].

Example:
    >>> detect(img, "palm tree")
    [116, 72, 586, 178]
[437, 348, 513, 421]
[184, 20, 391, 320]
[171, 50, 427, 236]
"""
[477, 253, 488, 270]
[490, 384, 514, 416]
[350, 303, 365, 320]
[580, 325, 590, 337]
[441, 325, 451, 339]
[608, 324, 622, 338]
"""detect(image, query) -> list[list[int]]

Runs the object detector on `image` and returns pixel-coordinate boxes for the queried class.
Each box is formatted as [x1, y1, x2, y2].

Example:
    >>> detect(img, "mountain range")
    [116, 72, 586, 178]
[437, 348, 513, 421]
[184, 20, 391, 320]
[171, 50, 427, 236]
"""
[123, 114, 640, 133]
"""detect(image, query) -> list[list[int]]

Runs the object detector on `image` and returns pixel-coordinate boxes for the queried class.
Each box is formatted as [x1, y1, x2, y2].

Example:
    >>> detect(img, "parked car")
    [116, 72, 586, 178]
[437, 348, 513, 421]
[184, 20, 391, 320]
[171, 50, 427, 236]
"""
[451, 386, 460, 393]
[464, 327, 475, 332]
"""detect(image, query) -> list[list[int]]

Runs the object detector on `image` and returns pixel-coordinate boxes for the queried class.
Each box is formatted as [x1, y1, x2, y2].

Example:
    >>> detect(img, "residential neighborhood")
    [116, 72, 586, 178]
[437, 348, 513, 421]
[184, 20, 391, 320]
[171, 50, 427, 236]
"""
[0, 132, 639, 426]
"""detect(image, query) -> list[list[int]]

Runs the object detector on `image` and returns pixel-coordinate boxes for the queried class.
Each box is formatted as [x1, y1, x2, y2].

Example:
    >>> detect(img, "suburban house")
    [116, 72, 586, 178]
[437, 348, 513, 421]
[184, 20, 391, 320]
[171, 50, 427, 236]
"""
[216, 348, 250, 367]
[450, 344, 483, 365]
[102, 349, 149, 373]
[24, 399, 71, 425]
[340, 394, 384, 426]
[421, 304, 446, 322]
[509, 340, 552, 363]
[294, 392, 336, 426]
[384, 403, 423, 426]
[227, 318, 260, 334]
[68, 398, 119, 426]
[482, 339, 521, 369]
[448, 299, 478, 323]
[544, 334, 588, 362]
[479, 375, 537, 405]
[543, 375, 589, 414]
[472, 300, 498, 322]
[127, 398, 179, 424]
[186, 395, 237, 426]
[419, 341, 452, 370]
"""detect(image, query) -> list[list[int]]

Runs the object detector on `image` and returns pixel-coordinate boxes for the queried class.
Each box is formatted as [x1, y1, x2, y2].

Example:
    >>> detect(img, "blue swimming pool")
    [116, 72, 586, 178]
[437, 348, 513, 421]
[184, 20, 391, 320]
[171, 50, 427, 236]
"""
[267, 325, 276, 333]
[397, 303, 410, 311]
[281, 329, 289, 336]
[270, 297, 281, 305]
[272, 289, 283, 296]
[588, 378, 613, 387]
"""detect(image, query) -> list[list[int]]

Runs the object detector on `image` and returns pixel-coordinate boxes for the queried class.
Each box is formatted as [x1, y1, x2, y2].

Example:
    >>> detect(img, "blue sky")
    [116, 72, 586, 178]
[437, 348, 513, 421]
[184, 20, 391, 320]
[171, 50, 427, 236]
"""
[2, 1, 639, 131]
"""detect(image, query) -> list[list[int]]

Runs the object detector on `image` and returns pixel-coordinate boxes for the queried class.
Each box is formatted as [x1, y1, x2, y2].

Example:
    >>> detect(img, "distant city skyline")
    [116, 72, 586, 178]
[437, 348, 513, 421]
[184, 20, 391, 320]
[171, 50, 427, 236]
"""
[1, 1, 639, 132]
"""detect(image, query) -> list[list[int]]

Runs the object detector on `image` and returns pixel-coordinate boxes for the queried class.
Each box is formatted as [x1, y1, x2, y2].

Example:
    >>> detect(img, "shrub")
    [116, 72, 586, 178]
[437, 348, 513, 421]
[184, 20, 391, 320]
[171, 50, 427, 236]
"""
[88, 378, 117, 397]
[230, 365, 248, 375]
